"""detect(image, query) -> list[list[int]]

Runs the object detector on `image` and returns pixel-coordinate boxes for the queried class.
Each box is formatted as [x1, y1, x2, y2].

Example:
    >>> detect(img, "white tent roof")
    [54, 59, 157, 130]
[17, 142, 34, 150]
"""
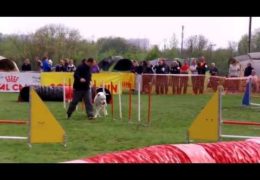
[234, 52, 260, 75]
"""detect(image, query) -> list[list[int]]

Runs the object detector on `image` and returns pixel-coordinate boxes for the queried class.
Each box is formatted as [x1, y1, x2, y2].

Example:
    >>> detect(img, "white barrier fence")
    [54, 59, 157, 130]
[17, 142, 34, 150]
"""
[0, 72, 40, 92]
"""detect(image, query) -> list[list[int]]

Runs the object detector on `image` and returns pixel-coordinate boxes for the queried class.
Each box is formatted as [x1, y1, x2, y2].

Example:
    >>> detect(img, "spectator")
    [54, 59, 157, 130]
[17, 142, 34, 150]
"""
[130, 60, 138, 73]
[34, 56, 42, 72]
[21, 58, 32, 71]
[142, 61, 154, 94]
[190, 59, 198, 94]
[180, 59, 190, 94]
[55, 59, 67, 72]
[169, 61, 181, 95]
[41, 56, 51, 72]
[91, 59, 100, 73]
[244, 63, 254, 77]
[208, 62, 219, 92]
[48, 59, 53, 71]
[209, 63, 218, 76]
[196, 56, 208, 94]
[154, 58, 169, 95]
[64, 58, 69, 69]
[247, 70, 259, 93]
[228, 58, 240, 93]
[67, 59, 76, 72]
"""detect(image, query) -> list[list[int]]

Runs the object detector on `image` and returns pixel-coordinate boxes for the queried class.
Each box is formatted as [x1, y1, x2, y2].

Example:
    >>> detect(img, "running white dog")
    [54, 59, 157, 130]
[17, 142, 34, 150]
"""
[94, 92, 108, 118]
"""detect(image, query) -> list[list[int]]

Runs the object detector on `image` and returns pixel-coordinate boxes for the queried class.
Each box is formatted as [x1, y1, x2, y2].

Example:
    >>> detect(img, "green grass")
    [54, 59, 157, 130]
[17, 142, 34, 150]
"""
[0, 92, 259, 162]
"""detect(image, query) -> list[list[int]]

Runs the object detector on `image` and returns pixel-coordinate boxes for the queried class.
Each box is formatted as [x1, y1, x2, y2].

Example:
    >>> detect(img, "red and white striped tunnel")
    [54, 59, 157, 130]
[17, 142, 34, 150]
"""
[64, 139, 260, 163]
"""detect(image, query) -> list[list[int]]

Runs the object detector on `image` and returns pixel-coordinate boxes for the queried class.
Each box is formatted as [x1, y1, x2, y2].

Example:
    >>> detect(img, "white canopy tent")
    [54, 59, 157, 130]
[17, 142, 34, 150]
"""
[234, 52, 260, 76]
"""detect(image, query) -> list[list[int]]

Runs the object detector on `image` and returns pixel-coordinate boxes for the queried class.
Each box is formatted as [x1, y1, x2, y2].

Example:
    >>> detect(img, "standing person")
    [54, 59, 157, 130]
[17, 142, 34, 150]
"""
[169, 61, 181, 95]
[67, 59, 76, 72]
[67, 58, 95, 120]
[208, 62, 219, 92]
[142, 61, 154, 94]
[190, 59, 198, 94]
[196, 56, 208, 94]
[247, 70, 259, 93]
[55, 59, 67, 72]
[41, 56, 51, 72]
[91, 59, 100, 73]
[21, 58, 32, 71]
[180, 59, 190, 94]
[155, 58, 169, 94]
[228, 58, 241, 93]
[244, 63, 254, 77]
[34, 56, 42, 72]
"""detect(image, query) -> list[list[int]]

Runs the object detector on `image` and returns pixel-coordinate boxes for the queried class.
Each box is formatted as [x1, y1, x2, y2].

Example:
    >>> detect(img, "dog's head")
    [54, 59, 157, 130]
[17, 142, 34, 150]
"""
[94, 92, 107, 105]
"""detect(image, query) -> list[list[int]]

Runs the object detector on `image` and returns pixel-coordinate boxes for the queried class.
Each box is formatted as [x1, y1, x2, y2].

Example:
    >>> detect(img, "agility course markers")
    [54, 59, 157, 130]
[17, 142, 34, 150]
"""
[29, 88, 66, 144]
[187, 87, 220, 141]
[0, 88, 66, 146]
[242, 78, 260, 107]
[188, 86, 260, 142]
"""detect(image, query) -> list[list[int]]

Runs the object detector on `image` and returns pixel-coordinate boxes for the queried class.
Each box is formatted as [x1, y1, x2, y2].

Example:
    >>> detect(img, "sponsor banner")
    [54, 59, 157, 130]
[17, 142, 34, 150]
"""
[0, 72, 40, 92]
[40, 72, 73, 87]
[40, 72, 135, 94]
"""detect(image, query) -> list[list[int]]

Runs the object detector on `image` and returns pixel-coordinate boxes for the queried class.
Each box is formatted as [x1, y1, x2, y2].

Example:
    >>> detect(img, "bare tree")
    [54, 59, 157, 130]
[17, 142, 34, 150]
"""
[169, 33, 179, 49]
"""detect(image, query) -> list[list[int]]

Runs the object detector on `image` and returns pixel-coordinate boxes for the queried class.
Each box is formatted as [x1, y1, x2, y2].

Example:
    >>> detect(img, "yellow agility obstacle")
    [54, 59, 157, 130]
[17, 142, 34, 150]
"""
[0, 87, 66, 147]
[187, 87, 221, 142]
[187, 86, 260, 142]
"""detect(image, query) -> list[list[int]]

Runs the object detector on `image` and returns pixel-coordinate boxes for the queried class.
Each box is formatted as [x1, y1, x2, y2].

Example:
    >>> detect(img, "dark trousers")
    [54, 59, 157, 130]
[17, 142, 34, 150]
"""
[67, 89, 94, 117]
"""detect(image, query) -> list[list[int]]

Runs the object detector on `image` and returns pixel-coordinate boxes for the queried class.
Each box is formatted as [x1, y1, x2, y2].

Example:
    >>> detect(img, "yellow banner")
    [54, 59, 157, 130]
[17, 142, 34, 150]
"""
[40, 72, 135, 94]
[40, 72, 73, 86]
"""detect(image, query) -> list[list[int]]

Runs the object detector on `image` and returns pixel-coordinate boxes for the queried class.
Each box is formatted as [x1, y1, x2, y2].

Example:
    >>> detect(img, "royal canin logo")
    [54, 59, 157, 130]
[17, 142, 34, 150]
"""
[5, 76, 19, 83]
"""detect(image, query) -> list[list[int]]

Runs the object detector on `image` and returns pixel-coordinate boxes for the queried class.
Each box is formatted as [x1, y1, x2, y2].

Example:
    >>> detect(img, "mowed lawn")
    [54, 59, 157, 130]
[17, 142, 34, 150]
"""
[0, 92, 260, 163]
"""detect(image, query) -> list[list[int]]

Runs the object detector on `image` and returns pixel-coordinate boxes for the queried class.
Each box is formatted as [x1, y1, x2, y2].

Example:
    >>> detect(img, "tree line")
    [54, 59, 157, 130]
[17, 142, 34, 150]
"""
[0, 24, 260, 75]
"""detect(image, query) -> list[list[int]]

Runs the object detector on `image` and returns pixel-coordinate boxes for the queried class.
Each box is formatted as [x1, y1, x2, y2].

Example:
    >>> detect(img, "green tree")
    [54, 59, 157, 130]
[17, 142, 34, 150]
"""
[146, 45, 161, 60]
[238, 35, 249, 55]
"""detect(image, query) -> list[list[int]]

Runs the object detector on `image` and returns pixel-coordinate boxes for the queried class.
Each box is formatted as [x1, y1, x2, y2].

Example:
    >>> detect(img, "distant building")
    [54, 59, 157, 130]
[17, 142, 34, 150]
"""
[127, 38, 150, 50]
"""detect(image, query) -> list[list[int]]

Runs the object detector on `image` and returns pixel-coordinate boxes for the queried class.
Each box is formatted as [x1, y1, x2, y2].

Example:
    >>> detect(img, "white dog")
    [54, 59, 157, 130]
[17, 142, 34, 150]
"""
[94, 92, 108, 118]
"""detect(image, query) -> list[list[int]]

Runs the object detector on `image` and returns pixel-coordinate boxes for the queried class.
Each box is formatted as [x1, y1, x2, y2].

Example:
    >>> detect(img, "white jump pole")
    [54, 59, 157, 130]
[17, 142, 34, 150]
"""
[102, 81, 105, 94]
[138, 77, 141, 123]
[218, 85, 260, 140]
[118, 81, 122, 120]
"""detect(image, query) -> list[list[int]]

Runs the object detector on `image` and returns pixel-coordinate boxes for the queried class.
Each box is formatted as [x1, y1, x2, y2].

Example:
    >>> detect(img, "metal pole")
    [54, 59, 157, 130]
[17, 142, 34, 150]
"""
[248, 17, 252, 53]
[138, 78, 141, 123]
[181, 25, 184, 58]
[128, 86, 132, 122]
[118, 81, 122, 120]
[218, 86, 223, 142]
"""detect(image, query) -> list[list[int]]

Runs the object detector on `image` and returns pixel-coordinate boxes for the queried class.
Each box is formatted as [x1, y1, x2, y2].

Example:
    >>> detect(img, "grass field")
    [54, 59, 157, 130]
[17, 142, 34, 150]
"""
[0, 92, 260, 162]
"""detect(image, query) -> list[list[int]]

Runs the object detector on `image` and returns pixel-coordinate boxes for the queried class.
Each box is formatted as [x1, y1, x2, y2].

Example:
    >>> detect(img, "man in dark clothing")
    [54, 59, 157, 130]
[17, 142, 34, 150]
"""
[67, 58, 95, 120]
[21, 58, 32, 71]
[208, 63, 219, 92]
[142, 61, 154, 94]
[155, 58, 169, 94]
[55, 59, 67, 72]
[244, 63, 254, 77]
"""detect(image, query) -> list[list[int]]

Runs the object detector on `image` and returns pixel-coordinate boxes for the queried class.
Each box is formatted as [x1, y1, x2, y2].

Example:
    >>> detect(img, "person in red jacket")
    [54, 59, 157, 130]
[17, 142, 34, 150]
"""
[196, 56, 208, 94]
[180, 59, 190, 94]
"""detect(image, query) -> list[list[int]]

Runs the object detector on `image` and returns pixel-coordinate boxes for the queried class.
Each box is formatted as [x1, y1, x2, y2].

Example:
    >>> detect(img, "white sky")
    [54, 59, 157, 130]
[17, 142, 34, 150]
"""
[0, 17, 259, 50]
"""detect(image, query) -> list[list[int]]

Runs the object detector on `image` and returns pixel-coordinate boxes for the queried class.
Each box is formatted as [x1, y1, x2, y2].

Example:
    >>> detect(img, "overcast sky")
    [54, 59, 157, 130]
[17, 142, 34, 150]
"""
[0, 17, 259, 50]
